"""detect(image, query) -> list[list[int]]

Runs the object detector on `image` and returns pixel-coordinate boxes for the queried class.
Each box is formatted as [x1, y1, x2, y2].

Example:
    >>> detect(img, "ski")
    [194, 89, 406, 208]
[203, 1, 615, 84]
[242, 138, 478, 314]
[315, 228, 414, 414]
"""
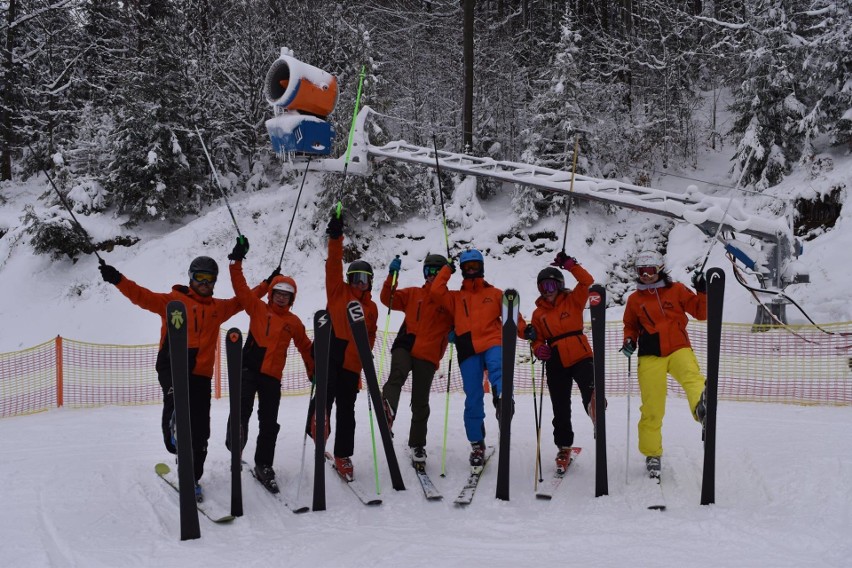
[536, 447, 582, 500]
[155, 463, 235, 524]
[701, 267, 725, 506]
[589, 285, 609, 497]
[224, 327, 243, 518]
[496, 289, 519, 501]
[312, 310, 331, 512]
[325, 452, 382, 506]
[454, 446, 496, 506]
[645, 472, 667, 511]
[346, 300, 406, 491]
[164, 300, 201, 540]
[247, 463, 310, 514]
[408, 450, 442, 500]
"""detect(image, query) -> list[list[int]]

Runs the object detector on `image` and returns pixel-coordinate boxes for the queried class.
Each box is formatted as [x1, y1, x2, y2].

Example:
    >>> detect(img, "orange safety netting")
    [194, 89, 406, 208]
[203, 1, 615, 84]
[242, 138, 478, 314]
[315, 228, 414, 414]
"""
[2, 322, 850, 419]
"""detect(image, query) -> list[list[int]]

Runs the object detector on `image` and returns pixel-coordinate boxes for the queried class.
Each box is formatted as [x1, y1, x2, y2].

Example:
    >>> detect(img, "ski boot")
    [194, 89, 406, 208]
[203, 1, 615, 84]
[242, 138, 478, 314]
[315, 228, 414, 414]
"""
[556, 447, 573, 475]
[645, 456, 661, 479]
[254, 464, 280, 494]
[334, 456, 354, 482]
[469, 441, 486, 472]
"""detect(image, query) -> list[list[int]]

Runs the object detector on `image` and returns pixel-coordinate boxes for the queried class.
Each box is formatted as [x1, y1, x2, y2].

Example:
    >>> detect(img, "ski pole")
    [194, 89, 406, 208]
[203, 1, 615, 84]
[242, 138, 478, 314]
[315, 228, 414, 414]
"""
[27, 143, 105, 263]
[531, 345, 543, 488]
[195, 126, 243, 237]
[276, 157, 312, 269]
[625, 355, 632, 485]
[432, 134, 452, 258]
[336, 65, 367, 209]
[559, 136, 580, 254]
[295, 380, 316, 504]
[537, 361, 546, 484]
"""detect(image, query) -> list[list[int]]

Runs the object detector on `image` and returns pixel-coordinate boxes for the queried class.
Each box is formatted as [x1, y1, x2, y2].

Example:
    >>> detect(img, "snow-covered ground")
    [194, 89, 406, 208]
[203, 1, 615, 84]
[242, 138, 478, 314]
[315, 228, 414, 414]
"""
[1, 394, 850, 567]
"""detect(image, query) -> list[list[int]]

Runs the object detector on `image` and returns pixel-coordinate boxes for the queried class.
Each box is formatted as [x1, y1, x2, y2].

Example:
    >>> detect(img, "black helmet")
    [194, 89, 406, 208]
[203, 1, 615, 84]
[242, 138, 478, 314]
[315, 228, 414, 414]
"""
[424, 253, 447, 267]
[347, 259, 373, 286]
[536, 267, 565, 291]
[188, 256, 219, 277]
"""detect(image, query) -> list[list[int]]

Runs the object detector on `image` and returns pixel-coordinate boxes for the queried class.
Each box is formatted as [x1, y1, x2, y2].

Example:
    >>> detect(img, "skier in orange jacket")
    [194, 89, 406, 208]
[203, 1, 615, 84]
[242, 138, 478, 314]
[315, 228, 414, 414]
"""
[306, 207, 378, 481]
[98, 253, 268, 493]
[225, 237, 314, 492]
[621, 249, 708, 478]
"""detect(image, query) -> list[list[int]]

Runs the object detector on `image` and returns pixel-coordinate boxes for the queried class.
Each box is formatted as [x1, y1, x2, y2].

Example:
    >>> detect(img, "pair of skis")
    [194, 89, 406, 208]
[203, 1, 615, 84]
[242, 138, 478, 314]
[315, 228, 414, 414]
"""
[310, 301, 406, 509]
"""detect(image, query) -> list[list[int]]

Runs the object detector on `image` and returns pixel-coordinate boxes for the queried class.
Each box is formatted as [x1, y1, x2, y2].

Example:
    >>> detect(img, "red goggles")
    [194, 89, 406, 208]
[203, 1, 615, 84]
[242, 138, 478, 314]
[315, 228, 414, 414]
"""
[636, 266, 659, 277]
[191, 272, 217, 284]
[538, 279, 561, 294]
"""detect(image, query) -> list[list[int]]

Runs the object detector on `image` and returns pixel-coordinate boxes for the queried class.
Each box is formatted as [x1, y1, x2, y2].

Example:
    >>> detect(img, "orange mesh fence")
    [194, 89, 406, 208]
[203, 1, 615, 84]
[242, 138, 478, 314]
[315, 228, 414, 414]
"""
[2, 322, 850, 419]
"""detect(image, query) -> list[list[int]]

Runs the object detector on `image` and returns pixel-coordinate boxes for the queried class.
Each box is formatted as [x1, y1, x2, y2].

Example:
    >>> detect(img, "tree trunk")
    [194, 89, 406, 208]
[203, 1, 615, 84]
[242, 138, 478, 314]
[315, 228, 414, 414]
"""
[462, 0, 474, 153]
[1, 0, 17, 180]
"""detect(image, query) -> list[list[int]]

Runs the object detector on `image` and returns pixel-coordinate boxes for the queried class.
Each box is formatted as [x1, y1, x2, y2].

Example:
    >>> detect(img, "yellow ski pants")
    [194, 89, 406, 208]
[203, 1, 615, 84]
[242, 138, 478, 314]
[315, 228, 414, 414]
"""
[636, 347, 705, 457]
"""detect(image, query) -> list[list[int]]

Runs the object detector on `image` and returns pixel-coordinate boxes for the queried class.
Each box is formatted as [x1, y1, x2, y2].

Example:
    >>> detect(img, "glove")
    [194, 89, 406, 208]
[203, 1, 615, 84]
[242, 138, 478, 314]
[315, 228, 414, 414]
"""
[691, 271, 707, 293]
[534, 344, 552, 361]
[447, 260, 456, 274]
[447, 330, 456, 344]
[551, 251, 578, 270]
[621, 338, 636, 357]
[265, 266, 281, 284]
[389, 256, 402, 275]
[228, 235, 249, 261]
[326, 211, 343, 239]
[98, 262, 122, 285]
[523, 325, 537, 341]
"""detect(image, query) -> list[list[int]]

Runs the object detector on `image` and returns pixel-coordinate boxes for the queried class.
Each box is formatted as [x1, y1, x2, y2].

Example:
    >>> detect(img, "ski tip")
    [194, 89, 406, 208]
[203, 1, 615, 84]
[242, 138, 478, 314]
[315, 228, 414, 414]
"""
[366, 499, 382, 506]
[648, 505, 667, 511]
[154, 463, 170, 475]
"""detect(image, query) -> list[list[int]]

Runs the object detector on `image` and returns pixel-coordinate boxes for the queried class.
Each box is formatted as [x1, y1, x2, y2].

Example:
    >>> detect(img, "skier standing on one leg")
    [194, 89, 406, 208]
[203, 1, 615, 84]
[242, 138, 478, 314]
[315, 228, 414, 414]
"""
[430, 249, 528, 471]
[305, 207, 378, 481]
[528, 252, 601, 474]
[225, 237, 314, 492]
[379, 254, 454, 464]
[98, 252, 267, 500]
[621, 249, 708, 478]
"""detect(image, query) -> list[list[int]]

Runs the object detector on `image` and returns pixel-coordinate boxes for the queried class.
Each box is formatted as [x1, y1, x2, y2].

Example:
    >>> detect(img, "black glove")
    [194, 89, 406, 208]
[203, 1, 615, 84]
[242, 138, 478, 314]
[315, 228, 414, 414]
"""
[621, 338, 636, 357]
[99, 262, 122, 285]
[523, 325, 537, 341]
[326, 212, 343, 239]
[228, 236, 250, 261]
[691, 271, 707, 293]
[265, 266, 281, 284]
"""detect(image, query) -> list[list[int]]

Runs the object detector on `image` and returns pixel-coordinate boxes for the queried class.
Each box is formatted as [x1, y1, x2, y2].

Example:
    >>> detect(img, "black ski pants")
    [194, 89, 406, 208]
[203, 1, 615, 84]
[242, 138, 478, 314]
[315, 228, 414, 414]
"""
[226, 368, 282, 468]
[381, 347, 437, 448]
[545, 355, 595, 448]
[306, 363, 359, 458]
[158, 369, 212, 483]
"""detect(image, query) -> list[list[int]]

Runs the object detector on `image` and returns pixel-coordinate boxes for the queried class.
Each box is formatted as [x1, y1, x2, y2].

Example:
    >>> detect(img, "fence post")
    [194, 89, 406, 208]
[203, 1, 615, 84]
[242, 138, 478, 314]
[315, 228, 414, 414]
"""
[55, 335, 64, 408]
[214, 329, 222, 399]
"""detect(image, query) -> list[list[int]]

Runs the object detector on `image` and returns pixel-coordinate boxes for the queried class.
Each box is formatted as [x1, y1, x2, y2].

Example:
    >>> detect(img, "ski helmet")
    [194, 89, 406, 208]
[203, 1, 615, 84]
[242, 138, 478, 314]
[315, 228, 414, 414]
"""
[423, 253, 447, 279]
[536, 267, 565, 293]
[188, 256, 219, 279]
[459, 249, 484, 279]
[635, 250, 664, 273]
[347, 259, 374, 287]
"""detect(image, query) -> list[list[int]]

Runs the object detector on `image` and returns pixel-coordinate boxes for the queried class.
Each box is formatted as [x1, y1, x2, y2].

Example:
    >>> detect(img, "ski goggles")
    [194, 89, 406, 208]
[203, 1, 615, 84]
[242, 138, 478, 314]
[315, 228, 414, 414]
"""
[423, 265, 442, 278]
[636, 266, 659, 277]
[191, 272, 217, 284]
[537, 279, 561, 294]
[347, 272, 372, 286]
[461, 261, 483, 273]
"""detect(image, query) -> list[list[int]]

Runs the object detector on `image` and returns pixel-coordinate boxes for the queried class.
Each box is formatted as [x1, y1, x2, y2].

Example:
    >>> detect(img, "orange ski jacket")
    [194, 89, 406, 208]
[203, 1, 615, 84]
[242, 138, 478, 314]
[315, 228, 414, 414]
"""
[326, 236, 378, 374]
[230, 262, 314, 380]
[115, 277, 266, 378]
[530, 264, 595, 368]
[430, 265, 527, 362]
[380, 275, 453, 369]
[623, 280, 707, 357]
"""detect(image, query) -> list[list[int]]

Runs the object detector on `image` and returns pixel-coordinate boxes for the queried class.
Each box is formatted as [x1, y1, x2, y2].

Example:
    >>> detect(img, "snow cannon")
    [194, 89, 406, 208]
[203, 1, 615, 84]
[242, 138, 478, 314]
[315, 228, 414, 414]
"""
[265, 113, 336, 156]
[264, 53, 338, 117]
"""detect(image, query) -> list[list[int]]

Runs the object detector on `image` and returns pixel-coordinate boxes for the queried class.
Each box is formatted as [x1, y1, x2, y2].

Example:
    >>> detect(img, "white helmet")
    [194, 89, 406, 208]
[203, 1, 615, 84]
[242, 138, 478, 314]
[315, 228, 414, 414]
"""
[635, 250, 664, 271]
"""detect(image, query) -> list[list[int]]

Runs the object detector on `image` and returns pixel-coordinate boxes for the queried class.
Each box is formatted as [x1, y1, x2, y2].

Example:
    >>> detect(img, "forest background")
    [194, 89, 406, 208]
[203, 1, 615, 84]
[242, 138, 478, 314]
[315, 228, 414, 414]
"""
[1, 0, 849, 264]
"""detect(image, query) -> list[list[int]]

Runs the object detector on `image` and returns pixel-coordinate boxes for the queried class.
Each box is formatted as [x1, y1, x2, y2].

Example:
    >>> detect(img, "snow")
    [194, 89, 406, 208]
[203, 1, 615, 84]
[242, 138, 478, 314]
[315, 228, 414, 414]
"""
[1, 92, 852, 565]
